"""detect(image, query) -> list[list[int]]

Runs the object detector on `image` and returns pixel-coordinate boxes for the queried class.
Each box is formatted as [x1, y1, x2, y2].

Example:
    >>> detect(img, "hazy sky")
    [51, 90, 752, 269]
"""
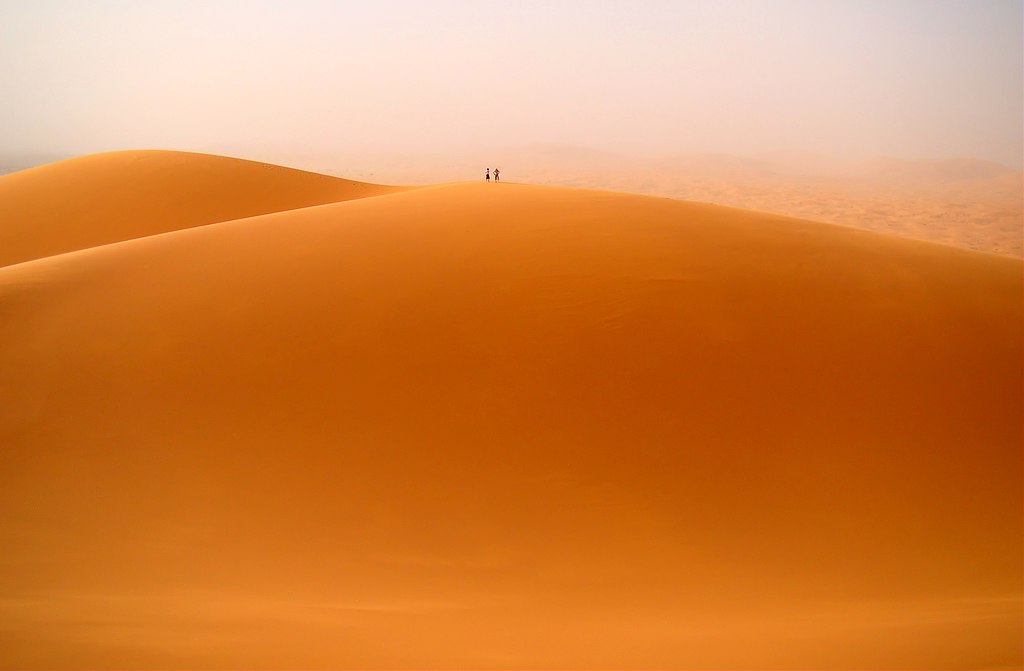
[1, 0, 1021, 166]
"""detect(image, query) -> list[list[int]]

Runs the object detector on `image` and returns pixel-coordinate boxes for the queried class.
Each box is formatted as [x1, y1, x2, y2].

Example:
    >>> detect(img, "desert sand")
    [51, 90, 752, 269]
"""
[337, 148, 1024, 257]
[0, 150, 404, 268]
[0, 151, 1021, 669]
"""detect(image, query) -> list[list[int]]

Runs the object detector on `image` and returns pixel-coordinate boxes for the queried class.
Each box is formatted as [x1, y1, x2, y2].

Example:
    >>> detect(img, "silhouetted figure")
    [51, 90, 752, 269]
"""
[485, 168, 490, 182]
[494, 168, 500, 182]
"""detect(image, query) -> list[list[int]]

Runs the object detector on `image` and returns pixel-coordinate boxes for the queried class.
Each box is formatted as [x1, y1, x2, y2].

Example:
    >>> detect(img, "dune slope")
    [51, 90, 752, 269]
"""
[0, 181, 1021, 669]
[0, 150, 404, 267]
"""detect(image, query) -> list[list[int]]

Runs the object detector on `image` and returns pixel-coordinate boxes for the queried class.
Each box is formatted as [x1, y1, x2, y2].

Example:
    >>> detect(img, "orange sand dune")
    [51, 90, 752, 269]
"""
[348, 149, 1024, 257]
[0, 150, 404, 267]
[0, 168, 1021, 668]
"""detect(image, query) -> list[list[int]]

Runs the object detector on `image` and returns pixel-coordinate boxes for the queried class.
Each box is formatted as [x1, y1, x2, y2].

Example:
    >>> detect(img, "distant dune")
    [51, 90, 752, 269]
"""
[1, 153, 1020, 669]
[0, 150, 404, 267]
[336, 148, 1024, 257]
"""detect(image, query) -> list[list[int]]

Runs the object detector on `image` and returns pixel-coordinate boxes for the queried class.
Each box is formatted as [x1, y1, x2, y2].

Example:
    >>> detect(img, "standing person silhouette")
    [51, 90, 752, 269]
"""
[494, 168, 500, 182]
[485, 168, 490, 183]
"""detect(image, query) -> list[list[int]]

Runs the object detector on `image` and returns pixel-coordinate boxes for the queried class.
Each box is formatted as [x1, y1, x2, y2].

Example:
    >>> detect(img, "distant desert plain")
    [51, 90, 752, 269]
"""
[0, 150, 1021, 668]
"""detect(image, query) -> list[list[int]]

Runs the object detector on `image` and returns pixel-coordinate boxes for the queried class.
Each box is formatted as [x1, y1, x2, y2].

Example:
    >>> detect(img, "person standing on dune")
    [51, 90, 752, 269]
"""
[485, 168, 490, 183]
[494, 168, 500, 182]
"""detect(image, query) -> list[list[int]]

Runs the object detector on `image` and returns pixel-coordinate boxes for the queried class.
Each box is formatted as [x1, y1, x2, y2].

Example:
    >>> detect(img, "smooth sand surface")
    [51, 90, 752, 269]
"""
[1, 154, 1021, 669]
[347, 149, 1024, 257]
[0, 150, 405, 268]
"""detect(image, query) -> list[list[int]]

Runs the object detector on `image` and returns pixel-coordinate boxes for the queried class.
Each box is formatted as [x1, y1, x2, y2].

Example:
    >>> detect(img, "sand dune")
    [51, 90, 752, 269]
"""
[0, 150, 404, 267]
[336, 148, 1024, 257]
[0, 156, 1021, 668]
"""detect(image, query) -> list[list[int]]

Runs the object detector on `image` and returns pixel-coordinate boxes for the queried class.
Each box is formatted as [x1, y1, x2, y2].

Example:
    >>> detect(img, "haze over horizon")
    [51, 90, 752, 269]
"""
[2, 0, 1022, 169]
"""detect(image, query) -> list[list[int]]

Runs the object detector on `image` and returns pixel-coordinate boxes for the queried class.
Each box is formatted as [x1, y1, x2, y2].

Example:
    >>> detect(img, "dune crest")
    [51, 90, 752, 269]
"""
[1, 161, 1021, 668]
[0, 150, 406, 267]
[339, 148, 1024, 257]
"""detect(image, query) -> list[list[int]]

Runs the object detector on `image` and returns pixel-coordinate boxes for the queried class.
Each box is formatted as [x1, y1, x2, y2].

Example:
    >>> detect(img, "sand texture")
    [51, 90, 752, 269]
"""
[1, 151, 1021, 669]
[0, 150, 404, 268]
[341, 149, 1024, 257]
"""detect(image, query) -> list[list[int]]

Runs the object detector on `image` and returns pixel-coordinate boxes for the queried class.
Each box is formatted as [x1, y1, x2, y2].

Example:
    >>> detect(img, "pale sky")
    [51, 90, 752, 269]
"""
[1, 0, 1021, 166]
